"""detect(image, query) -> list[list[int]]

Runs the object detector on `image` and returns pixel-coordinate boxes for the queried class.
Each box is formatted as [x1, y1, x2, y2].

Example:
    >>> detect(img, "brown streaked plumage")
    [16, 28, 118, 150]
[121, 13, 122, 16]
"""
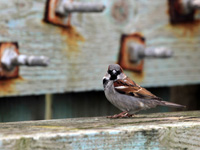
[114, 78, 162, 100]
[103, 64, 186, 119]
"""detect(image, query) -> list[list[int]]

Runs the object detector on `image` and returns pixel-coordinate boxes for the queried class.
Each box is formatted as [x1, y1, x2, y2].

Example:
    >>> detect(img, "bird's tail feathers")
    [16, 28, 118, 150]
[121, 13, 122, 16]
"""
[160, 101, 186, 108]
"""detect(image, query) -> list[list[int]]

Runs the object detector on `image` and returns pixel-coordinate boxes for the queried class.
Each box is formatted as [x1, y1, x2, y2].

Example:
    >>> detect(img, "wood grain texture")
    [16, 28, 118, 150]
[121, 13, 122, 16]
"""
[0, 0, 200, 96]
[0, 111, 200, 149]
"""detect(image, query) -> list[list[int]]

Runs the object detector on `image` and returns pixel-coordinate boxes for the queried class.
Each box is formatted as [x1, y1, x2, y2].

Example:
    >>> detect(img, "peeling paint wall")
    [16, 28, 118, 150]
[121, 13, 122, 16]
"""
[0, 0, 200, 96]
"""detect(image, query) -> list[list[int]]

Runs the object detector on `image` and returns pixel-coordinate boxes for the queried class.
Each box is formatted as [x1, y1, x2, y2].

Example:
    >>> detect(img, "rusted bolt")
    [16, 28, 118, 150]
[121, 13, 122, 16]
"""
[14, 55, 49, 67]
[56, 0, 105, 16]
[169, 0, 200, 24]
[44, 0, 105, 27]
[192, 0, 200, 8]
[1, 44, 49, 72]
[128, 43, 173, 63]
[179, 0, 200, 14]
[118, 33, 172, 72]
[118, 33, 145, 72]
[1, 45, 18, 71]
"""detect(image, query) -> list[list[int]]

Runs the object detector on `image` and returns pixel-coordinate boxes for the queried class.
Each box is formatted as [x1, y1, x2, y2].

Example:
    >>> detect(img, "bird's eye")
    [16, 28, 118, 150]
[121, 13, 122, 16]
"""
[117, 71, 121, 74]
[108, 70, 112, 74]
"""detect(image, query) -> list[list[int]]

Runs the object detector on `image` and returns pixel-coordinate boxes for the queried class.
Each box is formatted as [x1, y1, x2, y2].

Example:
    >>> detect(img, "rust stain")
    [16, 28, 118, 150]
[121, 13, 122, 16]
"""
[123, 70, 145, 84]
[0, 76, 23, 95]
[167, 0, 200, 37]
[60, 26, 85, 52]
[131, 71, 145, 83]
[166, 20, 200, 37]
[118, 32, 145, 73]
[43, 0, 85, 53]
[166, 0, 200, 36]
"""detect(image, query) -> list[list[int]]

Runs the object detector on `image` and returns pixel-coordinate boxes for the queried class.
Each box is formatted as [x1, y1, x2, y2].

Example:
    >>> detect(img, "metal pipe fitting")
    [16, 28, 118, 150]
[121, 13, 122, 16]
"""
[144, 47, 173, 58]
[56, 0, 105, 16]
[14, 55, 49, 67]
[128, 43, 173, 63]
[1, 47, 49, 71]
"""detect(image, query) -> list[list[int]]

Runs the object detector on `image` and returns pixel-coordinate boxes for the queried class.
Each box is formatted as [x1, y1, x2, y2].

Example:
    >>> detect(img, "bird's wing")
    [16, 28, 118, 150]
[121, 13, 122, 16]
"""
[114, 77, 162, 100]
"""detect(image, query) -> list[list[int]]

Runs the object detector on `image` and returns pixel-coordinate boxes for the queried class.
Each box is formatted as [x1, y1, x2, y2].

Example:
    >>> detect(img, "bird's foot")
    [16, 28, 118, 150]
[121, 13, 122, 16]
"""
[120, 113, 135, 118]
[126, 113, 135, 118]
[107, 111, 127, 119]
[107, 112, 135, 119]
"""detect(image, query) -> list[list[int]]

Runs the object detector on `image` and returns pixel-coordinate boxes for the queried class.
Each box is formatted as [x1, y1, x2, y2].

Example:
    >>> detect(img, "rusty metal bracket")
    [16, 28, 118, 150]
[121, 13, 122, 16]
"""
[118, 33, 145, 72]
[44, 0, 105, 27]
[118, 33, 173, 73]
[168, 0, 200, 24]
[0, 43, 19, 79]
[0, 42, 49, 79]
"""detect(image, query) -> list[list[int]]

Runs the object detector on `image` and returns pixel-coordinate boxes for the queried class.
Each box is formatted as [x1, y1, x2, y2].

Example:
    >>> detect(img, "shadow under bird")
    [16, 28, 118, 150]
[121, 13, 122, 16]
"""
[103, 64, 185, 118]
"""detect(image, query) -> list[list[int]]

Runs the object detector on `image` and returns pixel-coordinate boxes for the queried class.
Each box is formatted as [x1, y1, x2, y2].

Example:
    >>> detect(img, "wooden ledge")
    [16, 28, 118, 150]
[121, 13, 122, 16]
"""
[0, 111, 200, 149]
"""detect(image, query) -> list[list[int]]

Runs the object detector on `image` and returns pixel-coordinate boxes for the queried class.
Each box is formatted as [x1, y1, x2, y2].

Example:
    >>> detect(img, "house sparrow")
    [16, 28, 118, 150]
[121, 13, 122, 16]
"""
[103, 64, 185, 118]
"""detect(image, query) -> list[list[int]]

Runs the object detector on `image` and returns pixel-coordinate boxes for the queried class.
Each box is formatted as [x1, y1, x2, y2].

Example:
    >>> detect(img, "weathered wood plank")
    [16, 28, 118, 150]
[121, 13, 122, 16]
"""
[0, 0, 200, 96]
[0, 111, 200, 149]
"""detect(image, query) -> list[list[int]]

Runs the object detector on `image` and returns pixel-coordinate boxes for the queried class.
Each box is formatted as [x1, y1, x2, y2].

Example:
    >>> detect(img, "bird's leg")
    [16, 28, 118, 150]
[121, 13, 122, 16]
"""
[107, 112, 136, 119]
[107, 111, 127, 119]
[121, 113, 135, 118]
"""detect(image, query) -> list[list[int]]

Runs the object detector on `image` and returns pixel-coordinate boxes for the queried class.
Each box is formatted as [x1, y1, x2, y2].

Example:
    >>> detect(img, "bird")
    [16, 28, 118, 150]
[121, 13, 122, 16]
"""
[103, 64, 185, 118]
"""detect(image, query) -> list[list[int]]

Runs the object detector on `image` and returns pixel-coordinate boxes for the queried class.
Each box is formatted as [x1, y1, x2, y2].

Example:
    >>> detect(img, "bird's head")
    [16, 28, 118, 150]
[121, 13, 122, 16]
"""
[107, 64, 124, 80]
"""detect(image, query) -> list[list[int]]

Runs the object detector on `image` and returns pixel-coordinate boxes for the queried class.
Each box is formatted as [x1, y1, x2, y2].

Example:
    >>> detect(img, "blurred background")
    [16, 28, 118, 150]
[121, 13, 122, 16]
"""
[0, 0, 200, 122]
